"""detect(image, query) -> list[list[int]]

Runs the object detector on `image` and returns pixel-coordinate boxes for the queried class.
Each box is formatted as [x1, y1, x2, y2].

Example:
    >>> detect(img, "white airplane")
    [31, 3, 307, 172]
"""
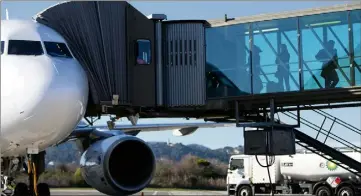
[0, 19, 234, 196]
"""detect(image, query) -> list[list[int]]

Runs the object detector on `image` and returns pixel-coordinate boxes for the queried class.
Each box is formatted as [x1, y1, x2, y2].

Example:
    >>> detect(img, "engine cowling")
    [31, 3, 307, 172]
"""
[79, 134, 155, 195]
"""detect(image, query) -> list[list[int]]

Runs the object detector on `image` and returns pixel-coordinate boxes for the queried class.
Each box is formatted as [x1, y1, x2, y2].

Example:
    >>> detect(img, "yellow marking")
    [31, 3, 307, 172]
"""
[33, 162, 38, 196]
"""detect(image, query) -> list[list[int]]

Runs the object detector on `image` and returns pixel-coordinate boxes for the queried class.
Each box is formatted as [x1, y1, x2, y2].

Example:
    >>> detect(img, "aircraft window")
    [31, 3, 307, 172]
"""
[136, 39, 151, 65]
[8, 40, 43, 56]
[44, 41, 73, 58]
[1, 41, 4, 55]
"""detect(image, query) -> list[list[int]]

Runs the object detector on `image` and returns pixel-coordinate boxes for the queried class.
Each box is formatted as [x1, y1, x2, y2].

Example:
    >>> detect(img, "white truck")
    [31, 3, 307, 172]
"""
[227, 150, 361, 196]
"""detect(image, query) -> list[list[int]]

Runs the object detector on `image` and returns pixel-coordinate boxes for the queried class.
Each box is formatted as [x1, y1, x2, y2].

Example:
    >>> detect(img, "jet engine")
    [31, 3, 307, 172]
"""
[79, 134, 155, 195]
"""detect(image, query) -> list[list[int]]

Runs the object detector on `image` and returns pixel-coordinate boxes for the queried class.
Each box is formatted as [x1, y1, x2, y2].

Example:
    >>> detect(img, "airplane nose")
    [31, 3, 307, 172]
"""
[1, 56, 89, 153]
[47, 58, 89, 126]
[26, 57, 89, 145]
[51, 58, 89, 101]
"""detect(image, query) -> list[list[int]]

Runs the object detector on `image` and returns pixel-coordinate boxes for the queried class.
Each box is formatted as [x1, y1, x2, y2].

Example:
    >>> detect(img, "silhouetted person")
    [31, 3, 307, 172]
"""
[13, 182, 29, 196]
[37, 183, 51, 196]
[275, 44, 291, 91]
[316, 40, 339, 88]
[247, 45, 263, 93]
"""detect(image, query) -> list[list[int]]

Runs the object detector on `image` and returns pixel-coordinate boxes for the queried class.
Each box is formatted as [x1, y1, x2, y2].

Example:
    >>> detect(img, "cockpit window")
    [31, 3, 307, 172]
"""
[44, 41, 73, 58]
[8, 40, 43, 56]
[1, 41, 4, 55]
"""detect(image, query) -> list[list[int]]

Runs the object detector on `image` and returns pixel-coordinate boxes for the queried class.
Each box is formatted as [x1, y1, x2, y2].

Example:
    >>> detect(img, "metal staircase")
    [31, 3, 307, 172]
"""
[283, 108, 361, 153]
[277, 107, 361, 177]
[294, 130, 361, 177]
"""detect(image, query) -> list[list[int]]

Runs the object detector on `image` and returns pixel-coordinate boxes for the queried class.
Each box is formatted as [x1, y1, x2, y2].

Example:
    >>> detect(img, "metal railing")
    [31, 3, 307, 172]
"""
[281, 107, 361, 153]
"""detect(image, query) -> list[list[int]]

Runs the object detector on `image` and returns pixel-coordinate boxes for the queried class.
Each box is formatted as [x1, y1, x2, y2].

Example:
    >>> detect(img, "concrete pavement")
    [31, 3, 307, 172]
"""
[50, 189, 312, 196]
[50, 189, 228, 196]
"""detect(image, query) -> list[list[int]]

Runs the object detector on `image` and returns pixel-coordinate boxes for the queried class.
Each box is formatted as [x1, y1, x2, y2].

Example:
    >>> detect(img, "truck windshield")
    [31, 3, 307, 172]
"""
[230, 158, 244, 170]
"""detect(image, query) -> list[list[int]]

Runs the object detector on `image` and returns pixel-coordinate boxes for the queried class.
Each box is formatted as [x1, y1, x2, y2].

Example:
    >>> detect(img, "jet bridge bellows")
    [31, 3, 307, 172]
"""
[35, 1, 156, 107]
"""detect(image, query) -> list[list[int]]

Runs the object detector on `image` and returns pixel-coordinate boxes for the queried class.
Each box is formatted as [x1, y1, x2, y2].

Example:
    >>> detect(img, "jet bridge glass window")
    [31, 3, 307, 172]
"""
[300, 11, 350, 90]
[251, 17, 299, 94]
[136, 39, 151, 65]
[8, 40, 43, 56]
[230, 158, 244, 170]
[206, 23, 252, 98]
[1, 41, 4, 55]
[351, 10, 361, 86]
[44, 41, 73, 58]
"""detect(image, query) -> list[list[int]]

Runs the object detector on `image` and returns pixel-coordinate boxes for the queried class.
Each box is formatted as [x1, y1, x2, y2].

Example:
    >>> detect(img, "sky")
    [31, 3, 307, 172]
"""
[1, 1, 360, 149]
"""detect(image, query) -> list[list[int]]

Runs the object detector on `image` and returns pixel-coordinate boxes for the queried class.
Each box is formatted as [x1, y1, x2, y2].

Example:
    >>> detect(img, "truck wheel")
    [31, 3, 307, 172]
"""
[237, 186, 252, 196]
[337, 186, 354, 196]
[316, 186, 332, 196]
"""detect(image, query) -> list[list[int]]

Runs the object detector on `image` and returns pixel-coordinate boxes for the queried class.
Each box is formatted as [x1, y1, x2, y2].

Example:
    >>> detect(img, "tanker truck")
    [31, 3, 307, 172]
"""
[227, 150, 361, 196]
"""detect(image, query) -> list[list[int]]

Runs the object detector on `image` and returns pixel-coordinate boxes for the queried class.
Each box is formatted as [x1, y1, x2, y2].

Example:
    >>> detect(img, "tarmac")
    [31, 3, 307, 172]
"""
[50, 189, 311, 196]
[50, 189, 228, 196]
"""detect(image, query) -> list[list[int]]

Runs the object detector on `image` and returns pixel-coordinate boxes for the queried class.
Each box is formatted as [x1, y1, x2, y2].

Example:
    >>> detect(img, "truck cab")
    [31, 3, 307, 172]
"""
[227, 155, 252, 196]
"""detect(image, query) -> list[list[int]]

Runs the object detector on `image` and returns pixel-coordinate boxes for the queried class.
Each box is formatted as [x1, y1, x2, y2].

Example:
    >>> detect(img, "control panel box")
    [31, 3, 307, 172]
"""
[244, 127, 296, 155]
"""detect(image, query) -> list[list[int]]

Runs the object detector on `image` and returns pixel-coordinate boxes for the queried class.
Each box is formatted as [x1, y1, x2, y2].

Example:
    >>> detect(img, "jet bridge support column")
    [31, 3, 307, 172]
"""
[148, 14, 167, 106]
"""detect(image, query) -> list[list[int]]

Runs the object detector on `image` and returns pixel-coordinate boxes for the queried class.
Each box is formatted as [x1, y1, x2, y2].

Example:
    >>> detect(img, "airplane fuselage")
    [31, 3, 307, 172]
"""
[1, 20, 89, 157]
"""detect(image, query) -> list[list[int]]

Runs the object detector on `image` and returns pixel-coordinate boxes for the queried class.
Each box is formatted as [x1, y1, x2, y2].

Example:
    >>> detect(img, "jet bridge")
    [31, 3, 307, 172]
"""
[35, 1, 361, 119]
